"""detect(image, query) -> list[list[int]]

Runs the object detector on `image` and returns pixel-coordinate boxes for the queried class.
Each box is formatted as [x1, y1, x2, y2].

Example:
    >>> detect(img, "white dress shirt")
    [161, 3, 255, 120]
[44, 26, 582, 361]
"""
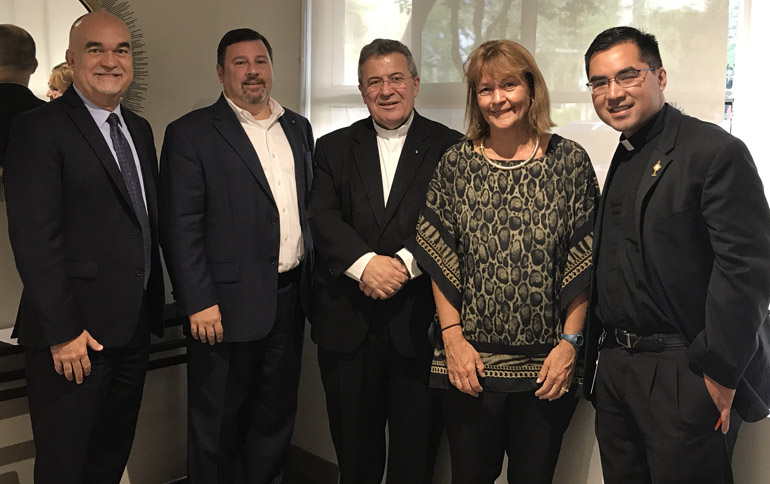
[225, 95, 303, 273]
[344, 111, 422, 282]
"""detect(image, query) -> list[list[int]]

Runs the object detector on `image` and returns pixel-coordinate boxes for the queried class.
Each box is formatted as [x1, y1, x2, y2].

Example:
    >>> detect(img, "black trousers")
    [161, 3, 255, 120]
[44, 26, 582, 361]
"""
[25, 299, 150, 484]
[318, 332, 442, 484]
[594, 345, 741, 484]
[187, 273, 304, 484]
[442, 387, 578, 484]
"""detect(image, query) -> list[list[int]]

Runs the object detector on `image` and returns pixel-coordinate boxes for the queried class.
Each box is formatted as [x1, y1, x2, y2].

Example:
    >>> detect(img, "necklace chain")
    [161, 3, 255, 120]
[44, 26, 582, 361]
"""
[479, 137, 540, 171]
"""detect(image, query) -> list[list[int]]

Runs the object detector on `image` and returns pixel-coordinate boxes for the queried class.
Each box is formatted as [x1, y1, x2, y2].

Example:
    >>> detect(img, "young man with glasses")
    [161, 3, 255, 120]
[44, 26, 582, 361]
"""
[583, 26, 770, 484]
[309, 39, 461, 484]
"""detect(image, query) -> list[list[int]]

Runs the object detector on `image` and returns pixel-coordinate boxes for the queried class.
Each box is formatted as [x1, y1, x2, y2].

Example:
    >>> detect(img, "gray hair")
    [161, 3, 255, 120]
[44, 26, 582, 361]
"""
[357, 38, 418, 85]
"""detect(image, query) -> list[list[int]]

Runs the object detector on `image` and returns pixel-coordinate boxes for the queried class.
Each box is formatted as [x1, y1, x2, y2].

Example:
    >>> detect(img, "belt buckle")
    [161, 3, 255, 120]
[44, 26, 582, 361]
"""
[615, 329, 639, 349]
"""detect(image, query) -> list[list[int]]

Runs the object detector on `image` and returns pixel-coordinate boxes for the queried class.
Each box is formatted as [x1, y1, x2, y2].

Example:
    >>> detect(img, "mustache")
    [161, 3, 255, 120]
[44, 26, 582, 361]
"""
[242, 76, 266, 85]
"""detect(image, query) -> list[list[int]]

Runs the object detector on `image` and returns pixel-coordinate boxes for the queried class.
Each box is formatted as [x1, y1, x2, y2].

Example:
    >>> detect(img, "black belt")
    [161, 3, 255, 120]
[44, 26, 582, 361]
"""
[602, 328, 688, 352]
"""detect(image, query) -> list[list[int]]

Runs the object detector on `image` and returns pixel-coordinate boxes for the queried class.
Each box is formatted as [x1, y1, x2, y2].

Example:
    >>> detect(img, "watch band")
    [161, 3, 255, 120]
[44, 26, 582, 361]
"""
[561, 333, 584, 347]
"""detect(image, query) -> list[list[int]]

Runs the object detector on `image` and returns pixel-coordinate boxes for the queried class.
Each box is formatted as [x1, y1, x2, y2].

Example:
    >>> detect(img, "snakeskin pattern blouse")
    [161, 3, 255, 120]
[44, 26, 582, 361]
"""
[412, 134, 599, 392]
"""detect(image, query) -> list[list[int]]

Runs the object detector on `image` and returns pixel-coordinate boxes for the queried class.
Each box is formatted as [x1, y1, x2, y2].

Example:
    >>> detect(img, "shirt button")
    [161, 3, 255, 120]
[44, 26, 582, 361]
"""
[135, 269, 144, 277]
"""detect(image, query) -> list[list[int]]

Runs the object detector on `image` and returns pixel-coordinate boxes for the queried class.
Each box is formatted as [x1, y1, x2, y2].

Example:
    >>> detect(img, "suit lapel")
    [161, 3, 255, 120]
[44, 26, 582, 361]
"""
[634, 106, 679, 239]
[63, 89, 135, 218]
[352, 119, 385, 227]
[123, 110, 158, 229]
[211, 95, 275, 204]
[381, 112, 430, 228]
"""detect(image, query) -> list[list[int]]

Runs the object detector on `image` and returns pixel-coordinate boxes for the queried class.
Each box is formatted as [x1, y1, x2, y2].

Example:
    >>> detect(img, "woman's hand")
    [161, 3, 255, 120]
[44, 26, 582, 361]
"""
[443, 326, 485, 397]
[535, 340, 577, 400]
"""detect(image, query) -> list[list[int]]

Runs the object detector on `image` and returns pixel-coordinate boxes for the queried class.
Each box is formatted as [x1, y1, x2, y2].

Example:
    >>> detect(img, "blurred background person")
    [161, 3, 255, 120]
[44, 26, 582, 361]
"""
[1, 24, 44, 166]
[46, 61, 72, 100]
[410, 40, 599, 484]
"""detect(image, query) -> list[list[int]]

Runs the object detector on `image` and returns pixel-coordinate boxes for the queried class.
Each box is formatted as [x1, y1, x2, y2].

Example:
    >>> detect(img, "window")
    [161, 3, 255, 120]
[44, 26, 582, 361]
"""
[308, 0, 731, 185]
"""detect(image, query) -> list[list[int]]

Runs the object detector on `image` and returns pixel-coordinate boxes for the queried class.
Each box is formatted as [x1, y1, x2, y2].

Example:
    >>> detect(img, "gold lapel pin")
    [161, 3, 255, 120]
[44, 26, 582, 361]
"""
[652, 160, 662, 177]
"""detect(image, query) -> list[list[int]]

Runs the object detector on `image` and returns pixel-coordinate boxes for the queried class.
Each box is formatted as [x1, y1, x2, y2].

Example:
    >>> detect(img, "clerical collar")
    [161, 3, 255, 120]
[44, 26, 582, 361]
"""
[373, 110, 414, 139]
[618, 104, 668, 152]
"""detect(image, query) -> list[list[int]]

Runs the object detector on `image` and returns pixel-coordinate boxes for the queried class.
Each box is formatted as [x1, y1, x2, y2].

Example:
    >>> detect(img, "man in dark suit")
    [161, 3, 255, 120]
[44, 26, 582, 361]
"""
[3, 11, 164, 484]
[309, 39, 461, 484]
[0, 24, 44, 166]
[159, 28, 314, 484]
[583, 26, 770, 484]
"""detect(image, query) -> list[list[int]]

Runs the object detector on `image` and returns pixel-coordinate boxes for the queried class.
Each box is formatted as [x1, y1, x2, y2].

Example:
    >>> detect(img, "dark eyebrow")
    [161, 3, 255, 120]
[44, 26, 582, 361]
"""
[590, 66, 640, 82]
[83, 41, 131, 51]
[615, 66, 640, 75]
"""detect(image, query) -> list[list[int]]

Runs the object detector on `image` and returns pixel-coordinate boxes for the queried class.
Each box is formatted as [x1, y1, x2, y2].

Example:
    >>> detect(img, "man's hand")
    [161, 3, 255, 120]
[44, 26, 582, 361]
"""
[443, 326, 485, 397]
[50, 330, 103, 384]
[535, 340, 577, 400]
[704, 373, 736, 434]
[359, 255, 408, 299]
[189, 304, 223, 345]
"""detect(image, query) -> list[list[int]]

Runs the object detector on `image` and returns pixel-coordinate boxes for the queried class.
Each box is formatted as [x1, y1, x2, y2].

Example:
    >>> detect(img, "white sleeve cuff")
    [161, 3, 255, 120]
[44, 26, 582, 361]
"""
[396, 248, 422, 279]
[344, 252, 377, 282]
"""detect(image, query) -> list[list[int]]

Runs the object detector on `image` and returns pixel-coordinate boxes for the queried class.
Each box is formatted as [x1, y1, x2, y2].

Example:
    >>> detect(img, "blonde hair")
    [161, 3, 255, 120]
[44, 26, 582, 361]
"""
[49, 62, 73, 92]
[464, 40, 554, 141]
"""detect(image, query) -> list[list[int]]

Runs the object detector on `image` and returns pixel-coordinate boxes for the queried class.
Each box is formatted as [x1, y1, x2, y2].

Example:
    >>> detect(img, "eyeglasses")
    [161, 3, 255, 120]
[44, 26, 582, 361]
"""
[586, 67, 659, 95]
[364, 75, 413, 92]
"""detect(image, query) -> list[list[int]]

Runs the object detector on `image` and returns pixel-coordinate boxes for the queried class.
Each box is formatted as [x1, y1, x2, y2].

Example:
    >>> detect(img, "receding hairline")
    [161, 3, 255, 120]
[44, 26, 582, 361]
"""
[68, 11, 130, 48]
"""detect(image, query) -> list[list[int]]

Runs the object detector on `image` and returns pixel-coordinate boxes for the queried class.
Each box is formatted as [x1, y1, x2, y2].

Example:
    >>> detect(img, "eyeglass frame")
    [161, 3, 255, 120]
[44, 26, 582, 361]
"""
[586, 67, 659, 95]
[363, 75, 414, 92]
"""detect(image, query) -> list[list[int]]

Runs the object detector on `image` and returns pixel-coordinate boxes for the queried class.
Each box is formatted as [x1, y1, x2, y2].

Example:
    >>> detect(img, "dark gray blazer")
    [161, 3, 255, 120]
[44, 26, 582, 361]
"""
[584, 104, 770, 421]
[159, 94, 314, 342]
[309, 111, 461, 357]
[4, 86, 165, 348]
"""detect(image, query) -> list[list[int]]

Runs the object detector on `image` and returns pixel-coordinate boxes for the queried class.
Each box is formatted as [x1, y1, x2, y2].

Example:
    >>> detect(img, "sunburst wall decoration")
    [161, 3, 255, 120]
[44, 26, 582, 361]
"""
[80, 0, 149, 114]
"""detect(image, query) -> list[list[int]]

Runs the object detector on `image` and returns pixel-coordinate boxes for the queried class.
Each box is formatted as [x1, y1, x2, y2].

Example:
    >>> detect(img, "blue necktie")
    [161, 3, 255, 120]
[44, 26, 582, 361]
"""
[107, 113, 151, 286]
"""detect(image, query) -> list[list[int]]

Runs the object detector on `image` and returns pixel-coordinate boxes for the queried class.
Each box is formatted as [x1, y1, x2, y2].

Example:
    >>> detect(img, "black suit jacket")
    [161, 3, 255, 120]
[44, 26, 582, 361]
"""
[584, 104, 770, 421]
[309, 112, 461, 357]
[3, 87, 165, 349]
[1, 82, 44, 165]
[159, 95, 314, 343]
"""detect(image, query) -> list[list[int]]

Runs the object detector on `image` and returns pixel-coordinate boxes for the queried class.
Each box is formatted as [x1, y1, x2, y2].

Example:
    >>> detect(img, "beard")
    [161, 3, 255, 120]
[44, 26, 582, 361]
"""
[238, 78, 268, 106]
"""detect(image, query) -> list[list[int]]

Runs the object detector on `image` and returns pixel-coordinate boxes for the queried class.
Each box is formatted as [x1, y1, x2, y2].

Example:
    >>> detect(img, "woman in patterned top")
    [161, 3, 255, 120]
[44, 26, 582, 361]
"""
[410, 40, 599, 483]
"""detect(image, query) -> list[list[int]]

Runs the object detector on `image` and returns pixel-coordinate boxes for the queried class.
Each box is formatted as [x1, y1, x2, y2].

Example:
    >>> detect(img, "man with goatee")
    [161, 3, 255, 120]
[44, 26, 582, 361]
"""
[159, 28, 314, 483]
